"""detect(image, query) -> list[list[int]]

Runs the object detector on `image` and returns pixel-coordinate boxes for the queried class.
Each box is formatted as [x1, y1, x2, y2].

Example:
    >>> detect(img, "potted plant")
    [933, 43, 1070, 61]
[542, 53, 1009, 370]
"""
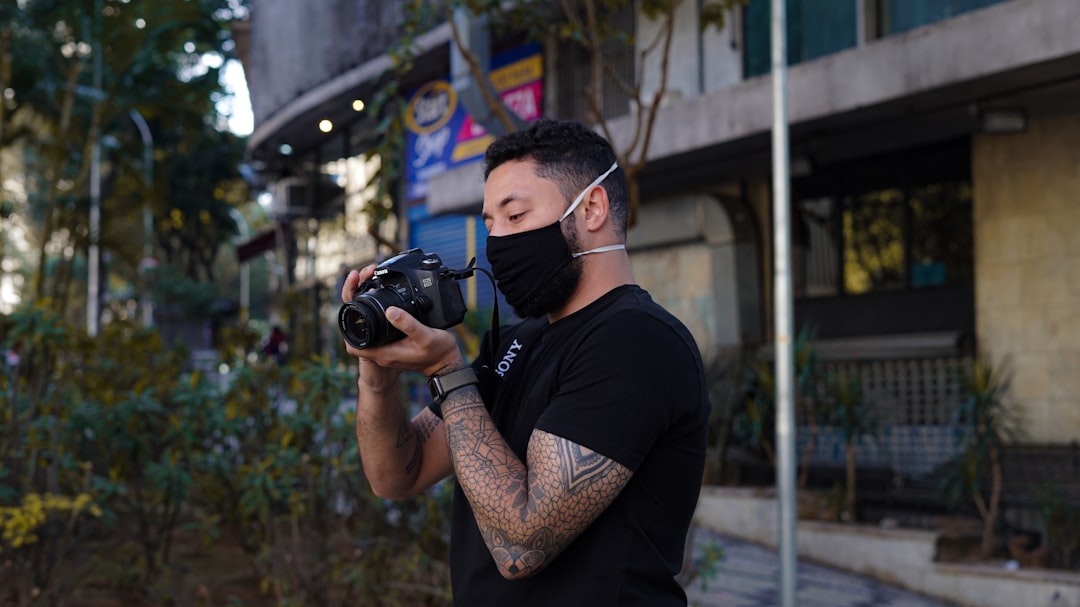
[824, 373, 876, 522]
[942, 356, 1021, 559]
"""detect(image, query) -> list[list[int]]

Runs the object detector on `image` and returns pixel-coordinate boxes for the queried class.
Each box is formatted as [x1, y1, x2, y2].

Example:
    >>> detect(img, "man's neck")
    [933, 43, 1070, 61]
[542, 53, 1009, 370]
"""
[548, 253, 635, 323]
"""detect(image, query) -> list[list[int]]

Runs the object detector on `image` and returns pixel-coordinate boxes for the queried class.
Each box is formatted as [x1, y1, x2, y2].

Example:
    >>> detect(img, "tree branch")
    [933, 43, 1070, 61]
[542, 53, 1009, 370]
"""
[637, 1, 676, 170]
[447, 6, 520, 135]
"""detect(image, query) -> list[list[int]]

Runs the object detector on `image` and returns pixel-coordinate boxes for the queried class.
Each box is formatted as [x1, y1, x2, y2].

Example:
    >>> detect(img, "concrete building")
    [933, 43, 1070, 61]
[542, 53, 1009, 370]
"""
[238, 0, 1080, 514]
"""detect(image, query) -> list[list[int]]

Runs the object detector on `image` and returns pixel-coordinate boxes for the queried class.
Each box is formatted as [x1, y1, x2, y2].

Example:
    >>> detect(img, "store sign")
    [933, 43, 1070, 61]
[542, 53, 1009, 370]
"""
[405, 44, 543, 201]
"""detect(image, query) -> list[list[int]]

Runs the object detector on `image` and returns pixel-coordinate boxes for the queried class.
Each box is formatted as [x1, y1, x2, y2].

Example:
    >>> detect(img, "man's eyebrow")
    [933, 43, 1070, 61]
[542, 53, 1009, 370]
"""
[481, 193, 520, 221]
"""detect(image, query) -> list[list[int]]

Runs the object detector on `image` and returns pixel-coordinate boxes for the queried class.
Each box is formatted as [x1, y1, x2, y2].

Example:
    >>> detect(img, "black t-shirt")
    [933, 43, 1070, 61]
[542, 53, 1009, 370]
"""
[446, 285, 710, 606]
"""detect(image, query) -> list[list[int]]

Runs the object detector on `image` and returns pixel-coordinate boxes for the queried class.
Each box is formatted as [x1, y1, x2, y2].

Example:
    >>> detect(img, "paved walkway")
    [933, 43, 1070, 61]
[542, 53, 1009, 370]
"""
[683, 528, 956, 607]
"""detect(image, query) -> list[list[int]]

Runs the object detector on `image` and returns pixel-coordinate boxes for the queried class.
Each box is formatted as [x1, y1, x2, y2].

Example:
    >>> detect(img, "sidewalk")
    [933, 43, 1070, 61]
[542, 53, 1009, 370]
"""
[684, 528, 956, 607]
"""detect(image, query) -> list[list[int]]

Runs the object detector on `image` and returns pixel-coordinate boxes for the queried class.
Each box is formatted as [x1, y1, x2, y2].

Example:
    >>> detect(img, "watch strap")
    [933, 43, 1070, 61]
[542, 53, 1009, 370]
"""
[428, 367, 478, 419]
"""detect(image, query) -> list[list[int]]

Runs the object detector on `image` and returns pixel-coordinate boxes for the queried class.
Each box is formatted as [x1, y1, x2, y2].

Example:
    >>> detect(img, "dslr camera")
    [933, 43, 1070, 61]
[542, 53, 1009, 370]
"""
[338, 248, 469, 350]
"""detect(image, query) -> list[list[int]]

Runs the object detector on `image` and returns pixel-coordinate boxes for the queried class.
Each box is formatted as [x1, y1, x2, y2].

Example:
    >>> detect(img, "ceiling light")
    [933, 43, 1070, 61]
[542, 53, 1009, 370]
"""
[978, 107, 1027, 134]
[319, 119, 334, 133]
[352, 99, 365, 112]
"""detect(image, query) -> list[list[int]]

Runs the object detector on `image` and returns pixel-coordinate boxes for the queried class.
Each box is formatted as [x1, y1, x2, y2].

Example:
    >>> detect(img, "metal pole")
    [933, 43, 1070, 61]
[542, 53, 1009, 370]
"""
[771, 0, 797, 605]
[229, 208, 251, 317]
[87, 0, 103, 336]
[129, 109, 154, 327]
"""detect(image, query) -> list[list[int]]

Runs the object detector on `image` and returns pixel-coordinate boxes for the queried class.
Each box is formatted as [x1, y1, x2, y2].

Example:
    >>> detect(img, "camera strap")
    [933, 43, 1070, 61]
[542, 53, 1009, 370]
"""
[446, 257, 500, 360]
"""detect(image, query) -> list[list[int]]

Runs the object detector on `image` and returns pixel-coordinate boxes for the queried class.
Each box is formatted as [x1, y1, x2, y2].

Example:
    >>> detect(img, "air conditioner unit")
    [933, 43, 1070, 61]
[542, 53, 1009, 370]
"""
[269, 176, 345, 220]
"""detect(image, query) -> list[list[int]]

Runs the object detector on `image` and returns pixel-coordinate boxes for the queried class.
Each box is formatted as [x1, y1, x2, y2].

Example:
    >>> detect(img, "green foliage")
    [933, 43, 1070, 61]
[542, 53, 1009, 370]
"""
[151, 261, 220, 318]
[676, 525, 726, 590]
[941, 356, 1020, 557]
[941, 357, 1019, 507]
[825, 374, 875, 446]
[1038, 485, 1080, 570]
[0, 310, 453, 605]
[732, 356, 778, 464]
[824, 371, 876, 522]
[1, 0, 249, 320]
[731, 327, 823, 469]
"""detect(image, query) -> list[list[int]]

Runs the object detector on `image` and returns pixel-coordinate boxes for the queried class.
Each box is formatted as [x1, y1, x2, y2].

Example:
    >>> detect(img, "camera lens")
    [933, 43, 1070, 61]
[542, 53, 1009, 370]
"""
[337, 285, 412, 349]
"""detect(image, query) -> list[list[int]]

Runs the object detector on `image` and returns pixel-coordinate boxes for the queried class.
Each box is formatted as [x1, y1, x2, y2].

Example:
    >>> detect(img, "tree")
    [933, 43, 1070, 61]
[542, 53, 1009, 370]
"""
[943, 356, 1020, 558]
[0, 0, 249, 322]
[363, 0, 746, 233]
[825, 373, 875, 522]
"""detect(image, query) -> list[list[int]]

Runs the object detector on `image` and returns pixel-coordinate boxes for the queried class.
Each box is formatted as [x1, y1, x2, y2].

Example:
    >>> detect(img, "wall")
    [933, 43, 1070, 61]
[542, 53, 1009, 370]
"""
[246, 0, 405, 124]
[610, 0, 1080, 164]
[972, 112, 1080, 445]
[695, 487, 1080, 607]
[636, 0, 700, 103]
[636, 2, 743, 104]
[628, 194, 741, 360]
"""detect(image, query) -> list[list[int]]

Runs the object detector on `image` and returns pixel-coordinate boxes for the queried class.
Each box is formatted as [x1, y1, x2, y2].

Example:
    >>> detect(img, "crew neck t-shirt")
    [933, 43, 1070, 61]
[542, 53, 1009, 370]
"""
[445, 284, 711, 606]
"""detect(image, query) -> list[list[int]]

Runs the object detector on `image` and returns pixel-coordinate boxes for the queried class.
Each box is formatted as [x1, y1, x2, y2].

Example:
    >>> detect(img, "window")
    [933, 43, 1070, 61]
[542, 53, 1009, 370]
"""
[743, 0, 1013, 76]
[743, 0, 858, 78]
[875, 0, 1011, 37]
[793, 148, 973, 298]
[843, 188, 907, 295]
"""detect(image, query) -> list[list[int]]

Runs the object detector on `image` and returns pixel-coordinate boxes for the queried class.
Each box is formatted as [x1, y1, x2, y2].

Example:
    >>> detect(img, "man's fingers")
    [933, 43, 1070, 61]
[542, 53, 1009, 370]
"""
[340, 270, 359, 303]
[385, 306, 418, 336]
[341, 266, 375, 303]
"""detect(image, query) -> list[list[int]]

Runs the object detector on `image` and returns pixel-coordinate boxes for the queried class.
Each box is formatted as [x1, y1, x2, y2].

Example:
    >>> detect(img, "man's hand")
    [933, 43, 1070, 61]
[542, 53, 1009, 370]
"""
[340, 266, 465, 379]
[342, 266, 456, 500]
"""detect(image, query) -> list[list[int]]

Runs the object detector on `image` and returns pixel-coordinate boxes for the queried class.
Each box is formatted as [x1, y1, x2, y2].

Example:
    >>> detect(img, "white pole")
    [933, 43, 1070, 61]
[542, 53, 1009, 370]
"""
[129, 109, 154, 327]
[229, 208, 251, 317]
[87, 0, 103, 336]
[771, 0, 798, 605]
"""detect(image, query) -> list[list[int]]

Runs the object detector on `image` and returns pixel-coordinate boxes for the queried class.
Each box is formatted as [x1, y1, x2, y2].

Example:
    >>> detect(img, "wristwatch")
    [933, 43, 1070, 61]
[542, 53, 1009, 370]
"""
[427, 367, 479, 419]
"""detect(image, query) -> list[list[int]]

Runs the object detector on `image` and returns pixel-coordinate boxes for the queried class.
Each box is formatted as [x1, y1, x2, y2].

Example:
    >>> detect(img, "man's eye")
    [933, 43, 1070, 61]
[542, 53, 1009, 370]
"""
[508, 212, 524, 222]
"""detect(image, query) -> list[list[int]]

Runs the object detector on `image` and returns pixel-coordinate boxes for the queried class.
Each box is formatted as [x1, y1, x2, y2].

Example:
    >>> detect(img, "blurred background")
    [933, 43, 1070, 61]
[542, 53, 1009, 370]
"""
[1, 1, 1079, 606]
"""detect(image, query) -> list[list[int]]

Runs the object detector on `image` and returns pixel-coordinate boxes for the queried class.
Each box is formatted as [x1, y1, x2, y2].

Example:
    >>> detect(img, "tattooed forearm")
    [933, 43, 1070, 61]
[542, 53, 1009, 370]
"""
[482, 526, 557, 578]
[441, 387, 633, 579]
[414, 412, 441, 443]
[394, 410, 412, 448]
[402, 438, 420, 475]
[396, 408, 445, 476]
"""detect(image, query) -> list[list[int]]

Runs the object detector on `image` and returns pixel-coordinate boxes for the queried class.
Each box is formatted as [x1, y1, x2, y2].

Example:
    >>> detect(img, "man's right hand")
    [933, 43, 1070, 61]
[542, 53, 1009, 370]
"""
[343, 265, 455, 501]
[340, 266, 402, 394]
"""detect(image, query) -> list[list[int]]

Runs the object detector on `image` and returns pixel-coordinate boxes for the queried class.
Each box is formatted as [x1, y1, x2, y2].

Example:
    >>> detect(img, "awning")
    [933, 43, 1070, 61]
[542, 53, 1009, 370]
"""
[236, 228, 278, 263]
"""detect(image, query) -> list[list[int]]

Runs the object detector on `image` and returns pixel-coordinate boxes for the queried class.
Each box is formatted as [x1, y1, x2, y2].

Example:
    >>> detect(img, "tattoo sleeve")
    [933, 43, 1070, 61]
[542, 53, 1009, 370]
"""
[441, 387, 633, 579]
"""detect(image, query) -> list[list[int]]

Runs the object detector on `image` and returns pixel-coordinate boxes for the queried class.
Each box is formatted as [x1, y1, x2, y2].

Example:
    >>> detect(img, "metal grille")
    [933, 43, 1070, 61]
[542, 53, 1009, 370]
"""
[799, 357, 969, 481]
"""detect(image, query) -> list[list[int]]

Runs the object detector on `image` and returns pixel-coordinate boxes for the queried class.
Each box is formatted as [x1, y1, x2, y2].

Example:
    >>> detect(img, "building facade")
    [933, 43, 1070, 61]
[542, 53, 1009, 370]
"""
[239, 0, 1080, 455]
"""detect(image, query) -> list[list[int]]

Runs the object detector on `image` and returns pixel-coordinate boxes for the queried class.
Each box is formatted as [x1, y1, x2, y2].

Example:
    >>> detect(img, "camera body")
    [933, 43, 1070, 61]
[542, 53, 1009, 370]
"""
[338, 248, 468, 350]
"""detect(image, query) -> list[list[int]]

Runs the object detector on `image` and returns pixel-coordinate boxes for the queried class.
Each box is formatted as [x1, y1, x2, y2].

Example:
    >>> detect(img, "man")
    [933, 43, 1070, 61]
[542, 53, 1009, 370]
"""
[341, 119, 710, 606]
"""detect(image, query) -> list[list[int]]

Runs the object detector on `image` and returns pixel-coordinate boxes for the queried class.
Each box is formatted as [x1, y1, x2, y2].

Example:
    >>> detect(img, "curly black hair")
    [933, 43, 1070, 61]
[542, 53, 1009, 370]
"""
[482, 118, 629, 238]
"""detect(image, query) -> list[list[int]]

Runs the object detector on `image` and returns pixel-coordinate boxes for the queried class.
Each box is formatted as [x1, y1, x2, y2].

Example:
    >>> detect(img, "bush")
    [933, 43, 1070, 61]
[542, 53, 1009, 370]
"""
[0, 307, 452, 606]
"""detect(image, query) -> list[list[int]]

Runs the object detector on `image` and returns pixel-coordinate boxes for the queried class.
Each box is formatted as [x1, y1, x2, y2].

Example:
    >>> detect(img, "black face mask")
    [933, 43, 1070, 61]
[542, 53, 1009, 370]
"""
[485, 162, 624, 317]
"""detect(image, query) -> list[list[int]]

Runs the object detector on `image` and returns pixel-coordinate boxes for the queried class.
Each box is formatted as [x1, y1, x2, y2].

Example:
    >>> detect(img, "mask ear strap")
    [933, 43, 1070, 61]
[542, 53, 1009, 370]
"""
[572, 244, 626, 258]
[559, 161, 619, 222]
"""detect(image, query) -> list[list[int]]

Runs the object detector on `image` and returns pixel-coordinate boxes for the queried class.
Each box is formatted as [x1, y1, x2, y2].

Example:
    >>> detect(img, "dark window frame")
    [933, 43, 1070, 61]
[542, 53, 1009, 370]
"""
[790, 140, 975, 340]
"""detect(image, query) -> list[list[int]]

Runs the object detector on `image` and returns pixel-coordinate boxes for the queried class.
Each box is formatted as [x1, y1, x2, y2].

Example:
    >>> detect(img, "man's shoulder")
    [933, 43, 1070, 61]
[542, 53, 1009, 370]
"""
[603, 286, 696, 338]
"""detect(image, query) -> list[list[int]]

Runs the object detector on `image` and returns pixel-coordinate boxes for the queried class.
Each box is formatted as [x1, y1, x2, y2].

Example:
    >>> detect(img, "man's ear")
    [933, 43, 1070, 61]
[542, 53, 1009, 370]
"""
[582, 186, 611, 232]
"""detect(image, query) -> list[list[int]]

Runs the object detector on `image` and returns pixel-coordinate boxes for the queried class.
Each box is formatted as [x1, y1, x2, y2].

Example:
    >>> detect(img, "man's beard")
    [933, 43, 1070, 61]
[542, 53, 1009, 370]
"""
[510, 217, 583, 319]
[510, 257, 583, 319]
